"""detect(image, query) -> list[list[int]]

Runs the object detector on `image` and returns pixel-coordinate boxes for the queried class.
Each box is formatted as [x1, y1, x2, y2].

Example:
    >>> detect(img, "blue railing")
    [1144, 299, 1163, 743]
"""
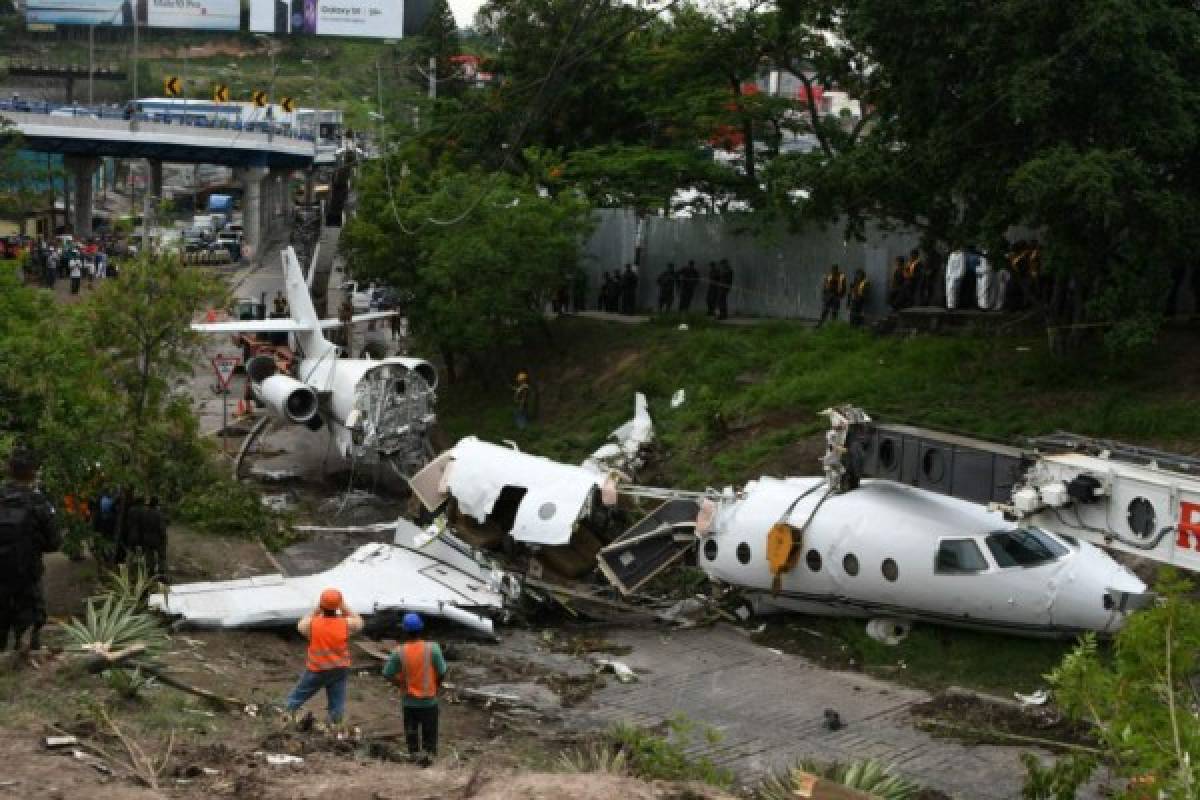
[0, 99, 316, 142]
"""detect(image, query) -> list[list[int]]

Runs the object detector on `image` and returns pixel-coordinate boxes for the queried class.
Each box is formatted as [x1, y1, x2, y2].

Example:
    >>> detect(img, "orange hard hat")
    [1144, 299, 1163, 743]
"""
[319, 588, 343, 611]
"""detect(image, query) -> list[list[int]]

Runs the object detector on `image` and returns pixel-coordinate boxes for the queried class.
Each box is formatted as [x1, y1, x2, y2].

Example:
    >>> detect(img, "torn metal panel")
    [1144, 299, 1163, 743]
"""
[148, 529, 510, 636]
[597, 499, 700, 595]
[444, 437, 603, 546]
[583, 392, 654, 475]
[410, 450, 453, 513]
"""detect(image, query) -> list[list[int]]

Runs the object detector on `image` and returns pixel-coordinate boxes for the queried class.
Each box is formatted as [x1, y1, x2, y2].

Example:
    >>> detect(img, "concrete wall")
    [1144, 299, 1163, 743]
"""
[579, 209, 922, 319]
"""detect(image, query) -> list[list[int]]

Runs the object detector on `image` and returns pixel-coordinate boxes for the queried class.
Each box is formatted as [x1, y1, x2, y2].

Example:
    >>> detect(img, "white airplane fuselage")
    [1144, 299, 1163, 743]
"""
[700, 477, 1147, 636]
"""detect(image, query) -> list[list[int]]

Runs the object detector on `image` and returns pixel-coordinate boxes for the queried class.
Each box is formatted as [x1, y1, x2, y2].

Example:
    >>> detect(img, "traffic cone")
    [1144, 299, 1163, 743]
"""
[206, 307, 217, 323]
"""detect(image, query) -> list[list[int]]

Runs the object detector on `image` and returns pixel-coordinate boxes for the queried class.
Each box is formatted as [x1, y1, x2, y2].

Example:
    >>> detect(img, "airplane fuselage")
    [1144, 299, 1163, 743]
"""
[700, 477, 1147, 637]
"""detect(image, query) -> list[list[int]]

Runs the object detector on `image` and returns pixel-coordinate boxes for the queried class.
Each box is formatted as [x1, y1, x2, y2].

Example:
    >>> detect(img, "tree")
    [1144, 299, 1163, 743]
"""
[772, 0, 1200, 352]
[1025, 570, 1200, 799]
[0, 120, 51, 233]
[341, 154, 592, 381]
[414, 0, 462, 97]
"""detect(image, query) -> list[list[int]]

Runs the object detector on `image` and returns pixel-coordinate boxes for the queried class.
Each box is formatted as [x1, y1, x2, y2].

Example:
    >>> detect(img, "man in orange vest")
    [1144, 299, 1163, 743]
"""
[284, 588, 363, 727]
[383, 612, 448, 760]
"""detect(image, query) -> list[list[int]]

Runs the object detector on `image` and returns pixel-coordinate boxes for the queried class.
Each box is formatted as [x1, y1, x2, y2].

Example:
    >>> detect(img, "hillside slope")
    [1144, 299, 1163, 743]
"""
[437, 316, 1200, 489]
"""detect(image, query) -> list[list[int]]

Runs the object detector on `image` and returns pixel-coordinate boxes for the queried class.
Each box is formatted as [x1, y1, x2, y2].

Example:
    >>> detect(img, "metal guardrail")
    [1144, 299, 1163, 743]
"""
[0, 99, 316, 144]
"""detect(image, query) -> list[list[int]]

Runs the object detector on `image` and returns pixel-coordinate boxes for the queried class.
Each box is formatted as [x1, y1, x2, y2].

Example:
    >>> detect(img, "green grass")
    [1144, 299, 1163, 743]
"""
[438, 315, 1200, 489]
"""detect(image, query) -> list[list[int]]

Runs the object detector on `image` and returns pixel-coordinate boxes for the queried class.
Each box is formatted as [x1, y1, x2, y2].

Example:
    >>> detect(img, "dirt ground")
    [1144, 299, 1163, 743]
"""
[5, 525, 732, 800]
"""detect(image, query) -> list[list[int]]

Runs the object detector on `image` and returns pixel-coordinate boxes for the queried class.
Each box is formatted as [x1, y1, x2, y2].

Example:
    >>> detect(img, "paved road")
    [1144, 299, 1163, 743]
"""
[583, 625, 1098, 799]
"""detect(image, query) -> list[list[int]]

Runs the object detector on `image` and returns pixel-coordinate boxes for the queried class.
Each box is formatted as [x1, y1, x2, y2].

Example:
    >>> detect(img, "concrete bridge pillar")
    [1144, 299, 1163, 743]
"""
[149, 159, 164, 202]
[64, 155, 99, 239]
[237, 166, 269, 261]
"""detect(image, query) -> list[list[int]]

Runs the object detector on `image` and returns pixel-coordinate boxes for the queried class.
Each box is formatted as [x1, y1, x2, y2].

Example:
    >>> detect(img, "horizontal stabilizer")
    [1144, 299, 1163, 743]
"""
[191, 309, 398, 335]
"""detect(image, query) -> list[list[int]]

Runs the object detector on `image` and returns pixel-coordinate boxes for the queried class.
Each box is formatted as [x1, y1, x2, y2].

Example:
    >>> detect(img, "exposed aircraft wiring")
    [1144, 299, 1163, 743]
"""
[1052, 506, 1177, 552]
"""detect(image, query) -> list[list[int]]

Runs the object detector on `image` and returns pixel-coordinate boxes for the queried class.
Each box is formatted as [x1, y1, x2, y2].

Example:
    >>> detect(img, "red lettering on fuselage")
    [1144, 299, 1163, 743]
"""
[1178, 501, 1200, 551]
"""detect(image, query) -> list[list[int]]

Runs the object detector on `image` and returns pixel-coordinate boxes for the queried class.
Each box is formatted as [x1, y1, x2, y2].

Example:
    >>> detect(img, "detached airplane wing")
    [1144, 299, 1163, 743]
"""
[191, 310, 397, 334]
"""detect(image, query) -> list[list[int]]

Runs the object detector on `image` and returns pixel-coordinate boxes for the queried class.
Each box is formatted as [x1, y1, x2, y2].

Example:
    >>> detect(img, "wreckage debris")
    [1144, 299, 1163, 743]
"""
[148, 521, 515, 637]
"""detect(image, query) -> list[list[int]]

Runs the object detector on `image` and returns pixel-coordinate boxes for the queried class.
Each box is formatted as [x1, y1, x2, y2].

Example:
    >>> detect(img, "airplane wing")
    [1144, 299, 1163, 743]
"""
[192, 310, 398, 334]
[192, 319, 312, 333]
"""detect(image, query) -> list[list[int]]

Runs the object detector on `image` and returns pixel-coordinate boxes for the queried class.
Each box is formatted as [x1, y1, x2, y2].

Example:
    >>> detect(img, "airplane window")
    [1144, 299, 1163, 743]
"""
[805, 549, 822, 572]
[985, 528, 1068, 568]
[881, 558, 898, 581]
[703, 539, 718, 561]
[736, 542, 751, 565]
[843, 553, 859, 576]
[935, 539, 989, 574]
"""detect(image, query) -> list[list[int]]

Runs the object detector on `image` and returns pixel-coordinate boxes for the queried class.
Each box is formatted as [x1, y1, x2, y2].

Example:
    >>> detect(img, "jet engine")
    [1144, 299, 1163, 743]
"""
[245, 356, 319, 425]
[259, 374, 319, 425]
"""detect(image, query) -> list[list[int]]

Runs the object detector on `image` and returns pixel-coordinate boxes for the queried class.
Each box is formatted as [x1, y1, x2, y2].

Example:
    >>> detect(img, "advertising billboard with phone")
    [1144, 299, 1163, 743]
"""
[248, 0, 404, 38]
[24, 0, 239, 29]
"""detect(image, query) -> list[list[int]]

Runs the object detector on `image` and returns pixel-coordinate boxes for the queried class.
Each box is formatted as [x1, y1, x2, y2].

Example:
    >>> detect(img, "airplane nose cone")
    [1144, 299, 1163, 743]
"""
[1051, 543, 1149, 634]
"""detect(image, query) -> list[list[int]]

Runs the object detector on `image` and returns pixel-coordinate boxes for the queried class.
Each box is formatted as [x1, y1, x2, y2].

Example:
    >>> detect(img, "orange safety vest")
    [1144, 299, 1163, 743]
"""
[851, 277, 869, 300]
[306, 615, 351, 672]
[394, 640, 439, 699]
[903, 257, 920, 280]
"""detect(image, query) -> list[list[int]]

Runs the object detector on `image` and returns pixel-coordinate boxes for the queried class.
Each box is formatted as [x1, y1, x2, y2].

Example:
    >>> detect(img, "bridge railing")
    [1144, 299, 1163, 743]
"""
[0, 99, 316, 144]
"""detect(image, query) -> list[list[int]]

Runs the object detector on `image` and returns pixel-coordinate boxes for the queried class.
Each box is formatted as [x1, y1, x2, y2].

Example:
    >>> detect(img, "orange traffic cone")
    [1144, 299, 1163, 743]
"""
[206, 307, 217, 323]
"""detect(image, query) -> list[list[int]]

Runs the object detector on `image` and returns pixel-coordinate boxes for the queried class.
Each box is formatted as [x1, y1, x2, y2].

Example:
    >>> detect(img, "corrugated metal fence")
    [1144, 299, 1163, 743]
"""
[580, 209, 922, 320]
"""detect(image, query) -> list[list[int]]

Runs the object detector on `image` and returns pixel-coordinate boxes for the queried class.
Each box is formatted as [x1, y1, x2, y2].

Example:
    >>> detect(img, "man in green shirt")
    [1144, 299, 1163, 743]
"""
[382, 612, 447, 760]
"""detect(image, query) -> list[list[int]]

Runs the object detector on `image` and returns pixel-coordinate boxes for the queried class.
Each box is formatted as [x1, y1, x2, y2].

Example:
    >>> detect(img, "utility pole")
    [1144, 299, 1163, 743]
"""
[88, 25, 95, 105]
[130, 7, 139, 130]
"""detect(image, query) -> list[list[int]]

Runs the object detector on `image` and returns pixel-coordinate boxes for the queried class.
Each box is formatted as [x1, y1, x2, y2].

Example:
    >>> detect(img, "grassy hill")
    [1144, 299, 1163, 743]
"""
[437, 315, 1200, 490]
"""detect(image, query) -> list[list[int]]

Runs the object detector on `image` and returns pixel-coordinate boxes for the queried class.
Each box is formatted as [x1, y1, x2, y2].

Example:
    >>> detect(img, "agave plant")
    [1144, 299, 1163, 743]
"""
[59, 592, 169, 662]
[557, 740, 630, 775]
[757, 758, 919, 800]
[102, 560, 159, 608]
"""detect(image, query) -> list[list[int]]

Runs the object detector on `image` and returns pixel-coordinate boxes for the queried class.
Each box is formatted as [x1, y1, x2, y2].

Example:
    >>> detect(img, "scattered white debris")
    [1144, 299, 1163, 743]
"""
[260, 493, 297, 513]
[670, 389, 686, 408]
[595, 658, 638, 683]
[865, 618, 911, 646]
[44, 736, 78, 749]
[677, 323, 689, 331]
[261, 753, 304, 766]
[1014, 689, 1050, 706]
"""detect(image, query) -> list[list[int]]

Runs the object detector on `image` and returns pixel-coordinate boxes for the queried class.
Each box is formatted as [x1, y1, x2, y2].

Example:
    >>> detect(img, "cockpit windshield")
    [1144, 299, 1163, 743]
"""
[985, 527, 1068, 568]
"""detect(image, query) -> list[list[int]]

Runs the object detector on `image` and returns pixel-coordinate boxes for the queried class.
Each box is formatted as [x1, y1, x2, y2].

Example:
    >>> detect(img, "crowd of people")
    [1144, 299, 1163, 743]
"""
[19, 237, 125, 294]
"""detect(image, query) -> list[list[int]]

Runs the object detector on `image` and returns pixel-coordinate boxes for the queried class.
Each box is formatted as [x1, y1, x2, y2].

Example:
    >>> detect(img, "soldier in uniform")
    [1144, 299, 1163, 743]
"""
[817, 264, 848, 327]
[678, 260, 700, 311]
[656, 263, 678, 313]
[620, 263, 638, 315]
[847, 269, 870, 326]
[0, 447, 61, 653]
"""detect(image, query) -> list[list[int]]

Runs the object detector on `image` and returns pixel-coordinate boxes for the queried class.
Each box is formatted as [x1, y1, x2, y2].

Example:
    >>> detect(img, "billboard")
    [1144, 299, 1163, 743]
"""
[249, 0, 404, 38]
[23, 0, 240, 29]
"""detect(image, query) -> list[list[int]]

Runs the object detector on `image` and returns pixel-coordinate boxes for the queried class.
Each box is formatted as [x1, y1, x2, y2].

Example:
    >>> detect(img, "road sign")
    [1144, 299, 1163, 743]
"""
[213, 83, 230, 103]
[252, 90, 268, 107]
[280, 96, 295, 113]
[211, 353, 241, 390]
[164, 76, 182, 97]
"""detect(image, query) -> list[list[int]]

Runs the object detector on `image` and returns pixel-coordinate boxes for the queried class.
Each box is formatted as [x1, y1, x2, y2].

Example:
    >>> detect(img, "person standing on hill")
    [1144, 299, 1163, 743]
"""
[817, 264, 848, 327]
[847, 269, 870, 326]
[656, 263, 678, 313]
[716, 259, 734, 320]
[284, 588, 363, 730]
[678, 260, 700, 311]
[620, 263, 638, 314]
[383, 612, 448, 762]
[0, 446, 60, 653]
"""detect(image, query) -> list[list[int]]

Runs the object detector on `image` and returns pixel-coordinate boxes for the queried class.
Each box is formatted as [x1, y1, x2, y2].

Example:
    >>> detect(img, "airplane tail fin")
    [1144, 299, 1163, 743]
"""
[281, 246, 333, 357]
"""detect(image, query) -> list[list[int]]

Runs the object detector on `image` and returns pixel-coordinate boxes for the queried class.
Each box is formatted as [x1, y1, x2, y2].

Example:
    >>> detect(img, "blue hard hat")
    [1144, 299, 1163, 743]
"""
[402, 612, 423, 633]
